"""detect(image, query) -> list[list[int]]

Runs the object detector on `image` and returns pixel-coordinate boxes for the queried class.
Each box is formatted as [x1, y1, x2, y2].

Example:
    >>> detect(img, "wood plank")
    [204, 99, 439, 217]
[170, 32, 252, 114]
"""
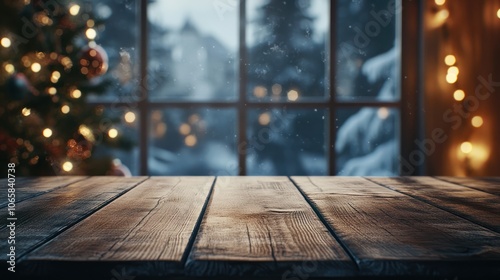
[0, 176, 146, 260]
[484, 177, 500, 183]
[292, 176, 500, 278]
[369, 177, 500, 233]
[21, 177, 214, 278]
[436, 176, 500, 196]
[0, 176, 88, 208]
[186, 176, 355, 278]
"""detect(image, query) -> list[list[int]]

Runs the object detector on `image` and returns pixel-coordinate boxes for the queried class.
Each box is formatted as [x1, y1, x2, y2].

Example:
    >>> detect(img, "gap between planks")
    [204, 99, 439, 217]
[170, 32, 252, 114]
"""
[179, 177, 218, 266]
[434, 176, 500, 197]
[16, 176, 149, 261]
[366, 177, 500, 234]
[0, 176, 89, 208]
[292, 176, 500, 278]
[21, 177, 216, 278]
[186, 176, 355, 278]
[288, 176, 361, 269]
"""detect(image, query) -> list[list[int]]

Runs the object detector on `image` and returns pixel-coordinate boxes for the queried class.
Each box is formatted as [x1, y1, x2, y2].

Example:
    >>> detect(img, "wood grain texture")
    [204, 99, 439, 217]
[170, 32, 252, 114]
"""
[292, 176, 500, 278]
[22, 177, 214, 277]
[0, 176, 87, 208]
[436, 176, 500, 196]
[0, 176, 146, 259]
[187, 176, 355, 278]
[484, 177, 500, 182]
[369, 177, 500, 233]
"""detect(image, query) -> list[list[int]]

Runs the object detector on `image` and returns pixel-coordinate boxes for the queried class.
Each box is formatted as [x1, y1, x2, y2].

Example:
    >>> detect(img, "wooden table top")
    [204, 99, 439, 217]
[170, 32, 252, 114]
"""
[1, 176, 499, 279]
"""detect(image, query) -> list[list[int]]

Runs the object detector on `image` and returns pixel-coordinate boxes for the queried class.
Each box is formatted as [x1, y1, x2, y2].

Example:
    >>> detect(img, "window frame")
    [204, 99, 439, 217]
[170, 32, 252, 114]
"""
[94, 0, 421, 176]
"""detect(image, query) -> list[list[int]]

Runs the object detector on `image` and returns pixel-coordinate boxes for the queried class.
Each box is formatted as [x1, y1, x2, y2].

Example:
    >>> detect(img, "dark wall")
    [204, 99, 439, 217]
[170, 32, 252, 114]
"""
[424, 0, 500, 176]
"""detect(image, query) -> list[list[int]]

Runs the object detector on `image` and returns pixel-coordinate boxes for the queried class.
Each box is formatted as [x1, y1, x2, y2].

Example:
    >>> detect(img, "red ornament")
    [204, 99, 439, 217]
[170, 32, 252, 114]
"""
[78, 45, 108, 79]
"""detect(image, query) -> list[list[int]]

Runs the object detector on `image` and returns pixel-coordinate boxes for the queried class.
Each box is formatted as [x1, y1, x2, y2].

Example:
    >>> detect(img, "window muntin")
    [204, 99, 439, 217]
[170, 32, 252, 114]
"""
[90, 0, 403, 176]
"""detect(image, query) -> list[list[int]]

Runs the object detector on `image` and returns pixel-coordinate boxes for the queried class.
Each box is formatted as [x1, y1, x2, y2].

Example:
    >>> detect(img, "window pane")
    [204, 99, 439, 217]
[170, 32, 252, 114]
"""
[247, 0, 329, 102]
[336, 0, 400, 101]
[148, 1, 238, 101]
[247, 109, 327, 175]
[149, 109, 237, 175]
[86, 0, 139, 102]
[91, 107, 139, 175]
[336, 107, 399, 175]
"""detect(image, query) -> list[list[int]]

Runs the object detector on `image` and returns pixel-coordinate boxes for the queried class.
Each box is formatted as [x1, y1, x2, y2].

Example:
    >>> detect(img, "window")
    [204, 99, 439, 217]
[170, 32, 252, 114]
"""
[91, 0, 416, 176]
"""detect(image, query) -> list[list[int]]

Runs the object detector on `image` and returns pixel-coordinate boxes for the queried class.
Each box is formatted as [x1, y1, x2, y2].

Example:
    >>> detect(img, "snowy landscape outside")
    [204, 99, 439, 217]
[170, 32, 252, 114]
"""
[91, 0, 400, 176]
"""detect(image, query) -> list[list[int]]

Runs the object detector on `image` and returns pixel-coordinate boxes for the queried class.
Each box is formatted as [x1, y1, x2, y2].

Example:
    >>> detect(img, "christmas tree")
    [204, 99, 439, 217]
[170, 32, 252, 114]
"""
[0, 0, 132, 176]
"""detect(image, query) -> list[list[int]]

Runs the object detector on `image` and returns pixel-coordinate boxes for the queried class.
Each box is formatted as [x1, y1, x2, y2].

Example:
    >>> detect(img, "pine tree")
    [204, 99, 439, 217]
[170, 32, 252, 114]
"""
[0, 0, 131, 176]
[247, 0, 327, 175]
[248, 0, 326, 99]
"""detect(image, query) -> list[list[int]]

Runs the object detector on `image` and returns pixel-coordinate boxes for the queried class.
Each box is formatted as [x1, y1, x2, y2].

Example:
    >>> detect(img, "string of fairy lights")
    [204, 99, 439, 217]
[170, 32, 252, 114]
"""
[434, 0, 490, 174]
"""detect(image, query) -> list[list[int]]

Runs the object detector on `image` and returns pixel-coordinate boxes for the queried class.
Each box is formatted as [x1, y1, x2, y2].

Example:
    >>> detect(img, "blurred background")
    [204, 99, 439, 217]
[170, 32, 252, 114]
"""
[0, 0, 499, 177]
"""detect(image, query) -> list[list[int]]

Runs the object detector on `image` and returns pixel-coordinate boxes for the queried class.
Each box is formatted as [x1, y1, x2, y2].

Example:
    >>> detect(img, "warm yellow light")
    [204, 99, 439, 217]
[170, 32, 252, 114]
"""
[447, 66, 459, 76]
[467, 144, 490, 170]
[444, 55, 456, 66]
[108, 128, 118, 138]
[151, 110, 162, 121]
[62, 161, 73, 172]
[435, 0, 445, 5]
[22, 107, 31, 116]
[85, 28, 97, 40]
[61, 105, 70, 114]
[253, 86, 267, 98]
[460, 142, 473, 154]
[272, 84, 282, 95]
[79, 125, 95, 142]
[39, 15, 51, 25]
[1, 37, 11, 48]
[446, 73, 458, 84]
[4, 63, 15, 74]
[71, 89, 82, 98]
[61, 57, 72, 68]
[69, 4, 80, 16]
[185, 135, 197, 147]
[188, 114, 200, 124]
[377, 107, 390, 119]
[453, 89, 465, 101]
[155, 122, 167, 137]
[52, 71, 61, 79]
[31, 62, 41, 72]
[86, 19, 95, 28]
[179, 123, 191, 135]
[43, 128, 53, 138]
[437, 9, 449, 20]
[258, 112, 271, 126]
[124, 111, 136, 123]
[471, 116, 484, 128]
[287, 90, 299, 101]
[21, 55, 30, 66]
[48, 87, 57, 95]
[497, 9, 500, 18]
